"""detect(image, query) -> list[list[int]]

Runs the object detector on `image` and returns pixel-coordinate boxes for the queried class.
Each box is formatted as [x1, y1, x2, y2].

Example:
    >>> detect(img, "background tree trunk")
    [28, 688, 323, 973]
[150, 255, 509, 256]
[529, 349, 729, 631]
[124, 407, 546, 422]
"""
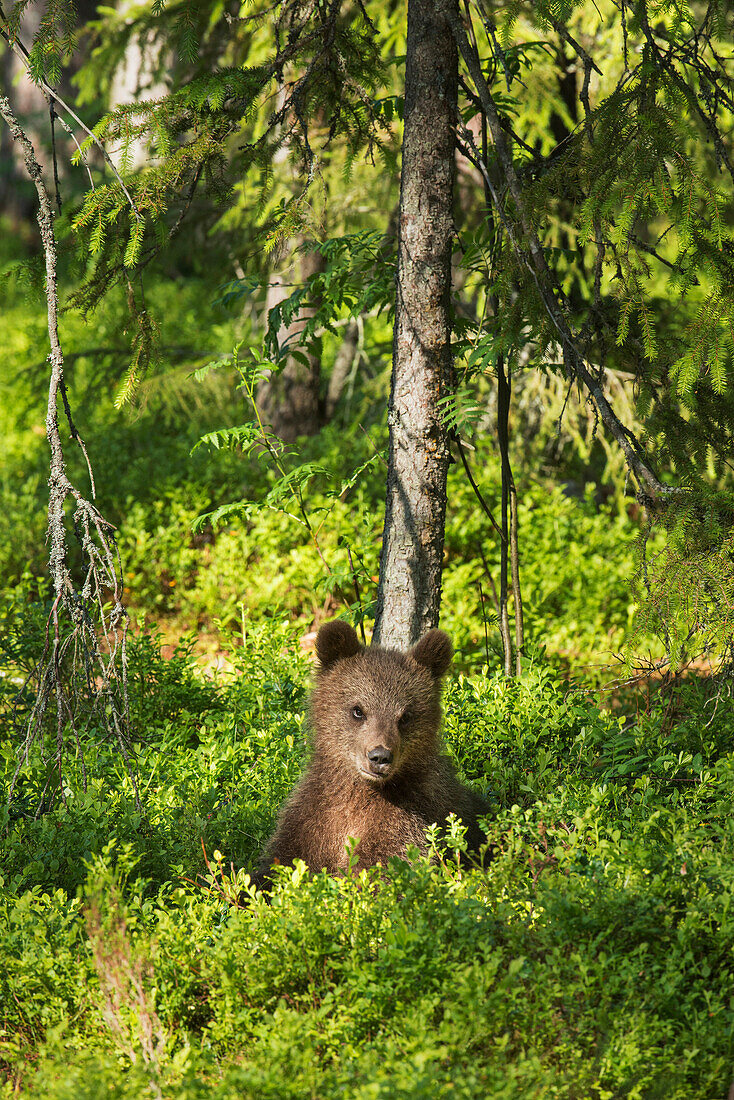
[372, 0, 458, 649]
[259, 244, 326, 442]
[108, 0, 168, 171]
[0, 3, 45, 221]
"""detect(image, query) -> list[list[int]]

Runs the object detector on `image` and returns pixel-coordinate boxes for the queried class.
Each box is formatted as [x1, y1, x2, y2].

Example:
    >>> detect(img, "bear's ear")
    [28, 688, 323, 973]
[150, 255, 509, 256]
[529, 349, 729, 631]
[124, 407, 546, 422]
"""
[316, 620, 362, 672]
[410, 629, 453, 678]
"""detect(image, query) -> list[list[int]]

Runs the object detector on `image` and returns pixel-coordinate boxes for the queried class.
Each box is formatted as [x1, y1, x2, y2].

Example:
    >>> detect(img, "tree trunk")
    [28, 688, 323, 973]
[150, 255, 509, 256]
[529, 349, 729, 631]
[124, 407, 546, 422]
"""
[325, 318, 360, 420]
[0, 3, 45, 221]
[259, 244, 326, 442]
[108, 0, 168, 171]
[372, 0, 458, 648]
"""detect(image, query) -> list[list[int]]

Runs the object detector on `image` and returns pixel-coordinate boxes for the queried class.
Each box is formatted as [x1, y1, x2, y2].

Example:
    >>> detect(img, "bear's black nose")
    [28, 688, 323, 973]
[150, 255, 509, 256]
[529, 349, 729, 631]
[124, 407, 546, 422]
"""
[367, 746, 393, 769]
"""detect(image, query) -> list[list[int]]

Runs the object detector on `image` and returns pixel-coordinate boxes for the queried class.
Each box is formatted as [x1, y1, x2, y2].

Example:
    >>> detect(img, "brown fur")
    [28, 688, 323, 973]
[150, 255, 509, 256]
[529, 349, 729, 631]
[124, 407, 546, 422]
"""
[257, 621, 488, 878]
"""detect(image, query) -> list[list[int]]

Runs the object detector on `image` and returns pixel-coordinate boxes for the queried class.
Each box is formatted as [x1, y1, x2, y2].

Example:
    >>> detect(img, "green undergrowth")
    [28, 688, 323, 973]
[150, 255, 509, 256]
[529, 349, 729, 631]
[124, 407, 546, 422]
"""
[0, 226, 659, 682]
[2, 622, 733, 1098]
[0, 399, 654, 680]
[98, 441, 655, 682]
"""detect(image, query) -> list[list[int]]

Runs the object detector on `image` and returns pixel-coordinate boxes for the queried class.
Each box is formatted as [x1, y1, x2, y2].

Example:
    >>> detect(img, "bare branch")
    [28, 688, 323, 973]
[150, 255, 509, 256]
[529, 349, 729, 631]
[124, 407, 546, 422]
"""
[452, 430, 505, 543]
[0, 93, 140, 812]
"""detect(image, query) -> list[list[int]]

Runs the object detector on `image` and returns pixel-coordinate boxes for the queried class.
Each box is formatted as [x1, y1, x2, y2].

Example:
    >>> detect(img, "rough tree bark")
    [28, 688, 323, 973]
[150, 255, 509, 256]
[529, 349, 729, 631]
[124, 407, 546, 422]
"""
[372, 0, 458, 648]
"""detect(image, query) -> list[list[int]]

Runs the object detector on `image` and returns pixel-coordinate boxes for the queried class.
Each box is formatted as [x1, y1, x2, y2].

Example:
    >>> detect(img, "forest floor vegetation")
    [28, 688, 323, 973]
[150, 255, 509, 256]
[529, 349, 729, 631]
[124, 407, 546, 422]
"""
[2, 618, 733, 1098]
[2, 219, 733, 1099]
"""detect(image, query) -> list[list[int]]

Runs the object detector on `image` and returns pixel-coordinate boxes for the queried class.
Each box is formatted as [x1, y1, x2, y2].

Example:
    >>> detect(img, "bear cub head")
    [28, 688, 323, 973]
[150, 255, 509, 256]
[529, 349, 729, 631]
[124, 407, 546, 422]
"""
[311, 620, 453, 784]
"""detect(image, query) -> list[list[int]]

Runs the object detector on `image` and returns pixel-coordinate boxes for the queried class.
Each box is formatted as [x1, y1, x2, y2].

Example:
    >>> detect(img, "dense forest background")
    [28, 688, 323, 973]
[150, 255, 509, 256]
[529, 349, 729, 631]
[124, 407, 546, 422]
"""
[2, 1, 734, 1096]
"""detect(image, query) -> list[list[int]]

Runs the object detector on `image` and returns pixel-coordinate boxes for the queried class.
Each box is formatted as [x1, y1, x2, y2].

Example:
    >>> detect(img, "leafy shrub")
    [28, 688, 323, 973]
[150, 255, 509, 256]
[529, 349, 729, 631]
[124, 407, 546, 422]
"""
[443, 665, 618, 809]
[442, 475, 652, 676]
[1, 619, 308, 897]
[7, 803, 734, 1099]
[2, 623, 734, 1099]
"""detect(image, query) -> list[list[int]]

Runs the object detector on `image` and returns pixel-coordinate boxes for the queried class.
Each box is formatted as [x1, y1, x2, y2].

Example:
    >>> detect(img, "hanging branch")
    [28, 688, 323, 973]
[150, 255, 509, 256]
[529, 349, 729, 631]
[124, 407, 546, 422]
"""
[495, 352, 524, 676]
[441, 0, 679, 506]
[506, 384, 524, 675]
[0, 93, 140, 813]
[452, 431, 504, 542]
[476, 89, 524, 676]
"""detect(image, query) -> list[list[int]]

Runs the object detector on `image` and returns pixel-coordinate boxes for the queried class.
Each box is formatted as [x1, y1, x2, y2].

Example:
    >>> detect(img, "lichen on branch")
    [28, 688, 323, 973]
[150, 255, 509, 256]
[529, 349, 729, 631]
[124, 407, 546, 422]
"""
[0, 93, 140, 812]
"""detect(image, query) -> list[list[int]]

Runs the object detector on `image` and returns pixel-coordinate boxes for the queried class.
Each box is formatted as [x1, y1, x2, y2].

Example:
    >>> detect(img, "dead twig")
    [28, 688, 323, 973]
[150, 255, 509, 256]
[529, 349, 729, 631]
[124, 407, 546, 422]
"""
[0, 93, 139, 813]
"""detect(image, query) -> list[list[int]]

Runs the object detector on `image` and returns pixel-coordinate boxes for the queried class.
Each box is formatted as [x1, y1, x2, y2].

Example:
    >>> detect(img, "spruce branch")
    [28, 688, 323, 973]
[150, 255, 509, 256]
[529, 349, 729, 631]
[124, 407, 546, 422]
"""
[442, 0, 677, 505]
[0, 93, 140, 813]
[545, 14, 602, 138]
[635, 0, 734, 187]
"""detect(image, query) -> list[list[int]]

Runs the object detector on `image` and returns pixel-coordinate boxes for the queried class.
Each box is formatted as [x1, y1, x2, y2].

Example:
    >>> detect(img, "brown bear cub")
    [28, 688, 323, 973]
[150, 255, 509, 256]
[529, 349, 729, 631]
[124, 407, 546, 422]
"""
[257, 620, 488, 879]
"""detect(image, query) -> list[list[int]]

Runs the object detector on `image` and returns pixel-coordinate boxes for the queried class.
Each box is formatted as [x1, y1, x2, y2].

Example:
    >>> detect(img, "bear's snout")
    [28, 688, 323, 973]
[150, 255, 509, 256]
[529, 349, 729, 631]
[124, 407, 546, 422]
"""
[366, 745, 394, 776]
[357, 724, 401, 780]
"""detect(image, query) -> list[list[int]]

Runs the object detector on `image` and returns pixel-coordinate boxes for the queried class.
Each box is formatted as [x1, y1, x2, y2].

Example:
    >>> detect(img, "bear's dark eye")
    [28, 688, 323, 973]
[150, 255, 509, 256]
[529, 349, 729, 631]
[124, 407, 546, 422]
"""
[398, 710, 413, 727]
[351, 705, 366, 720]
